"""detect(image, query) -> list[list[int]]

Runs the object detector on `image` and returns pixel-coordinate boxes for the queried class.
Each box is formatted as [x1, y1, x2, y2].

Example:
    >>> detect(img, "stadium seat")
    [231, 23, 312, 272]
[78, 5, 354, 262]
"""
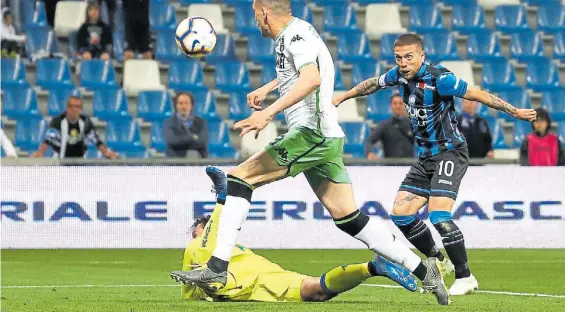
[248, 34, 276, 64]
[113, 30, 125, 62]
[356, 0, 390, 4]
[54, 1, 87, 37]
[188, 4, 228, 34]
[291, 2, 313, 25]
[494, 5, 530, 34]
[341, 121, 370, 157]
[541, 88, 565, 121]
[467, 31, 505, 63]
[1, 57, 28, 88]
[223, 0, 253, 5]
[379, 33, 403, 63]
[311, 0, 349, 6]
[536, 3, 565, 34]
[105, 120, 145, 151]
[207, 120, 237, 158]
[25, 27, 58, 57]
[215, 61, 251, 93]
[137, 91, 174, 122]
[191, 90, 221, 121]
[149, 2, 176, 32]
[205, 34, 237, 64]
[558, 122, 565, 146]
[92, 89, 130, 121]
[510, 31, 546, 62]
[260, 61, 277, 87]
[2, 87, 41, 120]
[240, 122, 278, 159]
[337, 32, 375, 64]
[79, 60, 119, 90]
[36, 59, 73, 89]
[22, 0, 47, 30]
[364, 5, 406, 39]
[67, 31, 79, 60]
[116, 149, 151, 159]
[352, 62, 383, 86]
[234, 5, 258, 35]
[451, 4, 486, 35]
[479, 0, 520, 11]
[179, 0, 212, 4]
[48, 87, 81, 117]
[409, 4, 444, 34]
[423, 31, 460, 61]
[150, 121, 166, 153]
[324, 4, 359, 34]
[15, 118, 48, 152]
[228, 92, 253, 121]
[481, 60, 517, 92]
[365, 88, 396, 122]
[440, 0, 478, 4]
[521, 0, 559, 4]
[497, 88, 532, 121]
[486, 117, 510, 149]
[335, 63, 346, 91]
[155, 30, 186, 62]
[123, 60, 166, 96]
[513, 120, 531, 148]
[333, 91, 363, 122]
[439, 61, 476, 87]
[553, 32, 565, 62]
[168, 60, 207, 92]
[525, 59, 561, 92]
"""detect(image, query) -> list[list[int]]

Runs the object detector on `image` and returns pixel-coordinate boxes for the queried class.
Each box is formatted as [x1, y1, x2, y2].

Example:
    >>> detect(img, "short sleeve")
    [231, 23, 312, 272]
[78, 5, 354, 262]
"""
[436, 72, 468, 97]
[287, 31, 319, 71]
[377, 66, 399, 88]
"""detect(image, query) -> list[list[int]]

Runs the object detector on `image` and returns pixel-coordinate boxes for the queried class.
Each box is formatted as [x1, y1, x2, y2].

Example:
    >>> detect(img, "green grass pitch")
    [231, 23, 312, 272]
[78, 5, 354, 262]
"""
[2, 249, 564, 312]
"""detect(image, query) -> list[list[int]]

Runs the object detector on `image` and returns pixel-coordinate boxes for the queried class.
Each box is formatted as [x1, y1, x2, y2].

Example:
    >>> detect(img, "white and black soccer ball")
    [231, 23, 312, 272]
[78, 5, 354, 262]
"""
[175, 16, 217, 58]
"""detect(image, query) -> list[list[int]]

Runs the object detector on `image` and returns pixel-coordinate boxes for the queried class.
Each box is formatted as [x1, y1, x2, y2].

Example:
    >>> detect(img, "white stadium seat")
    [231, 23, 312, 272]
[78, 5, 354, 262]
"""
[478, 0, 520, 10]
[439, 61, 476, 87]
[187, 4, 228, 34]
[240, 123, 278, 160]
[54, 1, 87, 37]
[123, 60, 166, 96]
[365, 4, 407, 40]
[334, 91, 363, 122]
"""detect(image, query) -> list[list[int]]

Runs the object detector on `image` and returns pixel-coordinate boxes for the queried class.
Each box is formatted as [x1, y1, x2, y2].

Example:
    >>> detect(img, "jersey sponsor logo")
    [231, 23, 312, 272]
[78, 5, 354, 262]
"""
[290, 34, 304, 43]
[416, 82, 436, 91]
[438, 179, 453, 185]
[405, 103, 429, 126]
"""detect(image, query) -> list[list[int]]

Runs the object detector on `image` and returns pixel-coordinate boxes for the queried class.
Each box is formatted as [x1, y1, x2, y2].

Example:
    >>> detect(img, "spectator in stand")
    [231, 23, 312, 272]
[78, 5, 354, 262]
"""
[95, 0, 116, 31]
[77, 1, 112, 60]
[519, 108, 565, 166]
[122, 0, 151, 60]
[1, 7, 25, 57]
[32, 96, 118, 159]
[1, 128, 17, 158]
[164, 92, 208, 158]
[364, 93, 414, 159]
[456, 99, 494, 159]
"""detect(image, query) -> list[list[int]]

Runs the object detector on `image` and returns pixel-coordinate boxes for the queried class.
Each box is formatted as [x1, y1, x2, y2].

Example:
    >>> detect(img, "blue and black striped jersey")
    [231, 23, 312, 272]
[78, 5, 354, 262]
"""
[378, 62, 468, 158]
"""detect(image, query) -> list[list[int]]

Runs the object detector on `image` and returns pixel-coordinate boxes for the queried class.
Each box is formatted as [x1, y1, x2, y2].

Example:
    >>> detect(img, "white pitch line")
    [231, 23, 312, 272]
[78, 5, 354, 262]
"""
[2, 283, 565, 299]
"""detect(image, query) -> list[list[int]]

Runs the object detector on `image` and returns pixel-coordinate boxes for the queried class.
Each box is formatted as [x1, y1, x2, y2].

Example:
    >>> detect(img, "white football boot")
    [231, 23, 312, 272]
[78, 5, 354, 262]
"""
[449, 274, 479, 296]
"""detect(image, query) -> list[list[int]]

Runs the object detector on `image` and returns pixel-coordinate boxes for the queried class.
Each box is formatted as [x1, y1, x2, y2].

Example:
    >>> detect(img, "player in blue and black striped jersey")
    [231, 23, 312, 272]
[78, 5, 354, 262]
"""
[334, 33, 537, 296]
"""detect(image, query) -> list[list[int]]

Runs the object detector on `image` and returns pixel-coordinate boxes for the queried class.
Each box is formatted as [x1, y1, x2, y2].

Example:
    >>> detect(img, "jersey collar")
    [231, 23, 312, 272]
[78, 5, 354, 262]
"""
[275, 17, 296, 41]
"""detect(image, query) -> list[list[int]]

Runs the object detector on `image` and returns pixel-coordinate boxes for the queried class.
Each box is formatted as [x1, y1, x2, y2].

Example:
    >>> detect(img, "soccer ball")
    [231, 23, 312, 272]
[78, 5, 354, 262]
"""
[175, 17, 217, 58]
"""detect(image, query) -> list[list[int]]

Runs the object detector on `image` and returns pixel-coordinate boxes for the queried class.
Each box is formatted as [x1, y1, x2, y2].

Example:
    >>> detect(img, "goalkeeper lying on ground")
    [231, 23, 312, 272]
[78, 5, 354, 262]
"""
[170, 167, 418, 302]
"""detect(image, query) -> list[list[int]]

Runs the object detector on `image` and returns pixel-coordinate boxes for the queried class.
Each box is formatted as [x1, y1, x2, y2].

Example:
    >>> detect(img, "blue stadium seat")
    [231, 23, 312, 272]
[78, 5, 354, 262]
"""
[68, 31, 79, 60]
[93, 89, 130, 121]
[168, 60, 207, 92]
[510, 31, 546, 62]
[26, 27, 58, 56]
[1, 58, 28, 88]
[79, 60, 119, 90]
[228, 92, 253, 121]
[366, 88, 395, 122]
[356, 0, 389, 4]
[525, 59, 561, 92]
[150, 2, 176, 32]
[337, 31, 375, 64]
[48, 87, 81, 116]
[438, 0, 477, 3]
[481, 60, 517, 92]
[341, 122, 370, 158]
[105, 120, 145, 151]
[380, 33, 402, 64]
[23, 1, 47, 30]
[137, 91, 174, 122]
[261, 61, 277, 86]
[235, 6, 259, 35]
[486, 118, 510, 149]
[467, 31, 505, 63]
[15, 118, 48, 152]
[352, 62, 383, 86]
[558, 122, 565, 146]
[451, 4, 486, 34]
[2, 87, 41, 120]
[423, 31, 460, 61]
[291, 2, 313, 25]
[36, 59, 73, 89]
[541, 87, 565, 121]
[399, 0, 434, 4]
[494, 5, 530, 34]
[496, 88, 532, 122]
[522, 0, 560, 5]
[224, 0, 253, 5]
[248, 34, 275, 64]
[409, 4, 444, 34]
[335, 63, 345, 91]
[113, 30, 125, 62]
[207, 120, 237, 158]
[311, 0, 349, 6]
[215, 61, 251, 93]
[324, 4, 359, 34]
[536, 3, 565, 34]
[150, 121, 166, 153]
[553, 32, 565, 62]
[205, 34, 237, 64]
[192, 90, 221, 121]
[117, 149, 152, 158]
[513, 121, 532, 148]
[179, 0, 212, 4]
[155, 30, 186, 62]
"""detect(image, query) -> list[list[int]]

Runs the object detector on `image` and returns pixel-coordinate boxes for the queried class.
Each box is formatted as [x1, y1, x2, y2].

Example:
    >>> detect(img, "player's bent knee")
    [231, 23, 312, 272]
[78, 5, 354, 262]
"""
[300, 278, 331, 302]
[391, 191, 427, 216]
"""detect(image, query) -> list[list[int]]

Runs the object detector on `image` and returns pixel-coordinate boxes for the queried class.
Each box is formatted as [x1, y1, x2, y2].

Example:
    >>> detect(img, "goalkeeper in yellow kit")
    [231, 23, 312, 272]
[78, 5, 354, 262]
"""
[171, 167, 418, 302]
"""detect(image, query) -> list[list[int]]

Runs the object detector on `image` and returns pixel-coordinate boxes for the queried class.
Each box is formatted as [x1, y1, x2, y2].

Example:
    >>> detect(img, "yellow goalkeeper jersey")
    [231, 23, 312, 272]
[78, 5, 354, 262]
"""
[181, 204, 307, 302]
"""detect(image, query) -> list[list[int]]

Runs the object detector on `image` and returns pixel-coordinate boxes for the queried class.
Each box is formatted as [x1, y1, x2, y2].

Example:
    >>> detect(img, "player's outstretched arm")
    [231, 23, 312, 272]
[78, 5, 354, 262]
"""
[247, 79, 279, 110]
[333, 77, 382, 107]
[463, 86, 537, 121]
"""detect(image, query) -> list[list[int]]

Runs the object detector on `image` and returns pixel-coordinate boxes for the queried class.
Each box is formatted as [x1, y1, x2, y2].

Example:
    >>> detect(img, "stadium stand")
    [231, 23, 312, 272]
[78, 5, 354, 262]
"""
[2, 87, 41, 120]
[54, 1, 87, 37]
[48, 87, 81, 117]
[137, 91, 174, 122]
[93, 89, 130, 121]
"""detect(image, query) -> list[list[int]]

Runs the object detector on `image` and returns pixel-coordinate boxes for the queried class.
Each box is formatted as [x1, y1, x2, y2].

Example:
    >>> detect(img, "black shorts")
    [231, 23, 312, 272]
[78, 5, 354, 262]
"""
[399, 144, 469, 200]
[124, 22, 150, 53]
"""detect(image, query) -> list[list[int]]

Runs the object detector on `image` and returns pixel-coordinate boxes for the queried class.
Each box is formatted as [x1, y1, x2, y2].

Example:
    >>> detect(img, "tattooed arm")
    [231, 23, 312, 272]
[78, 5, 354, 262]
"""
[332, 77, 383, 107]
[462, 86, 537, 121]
